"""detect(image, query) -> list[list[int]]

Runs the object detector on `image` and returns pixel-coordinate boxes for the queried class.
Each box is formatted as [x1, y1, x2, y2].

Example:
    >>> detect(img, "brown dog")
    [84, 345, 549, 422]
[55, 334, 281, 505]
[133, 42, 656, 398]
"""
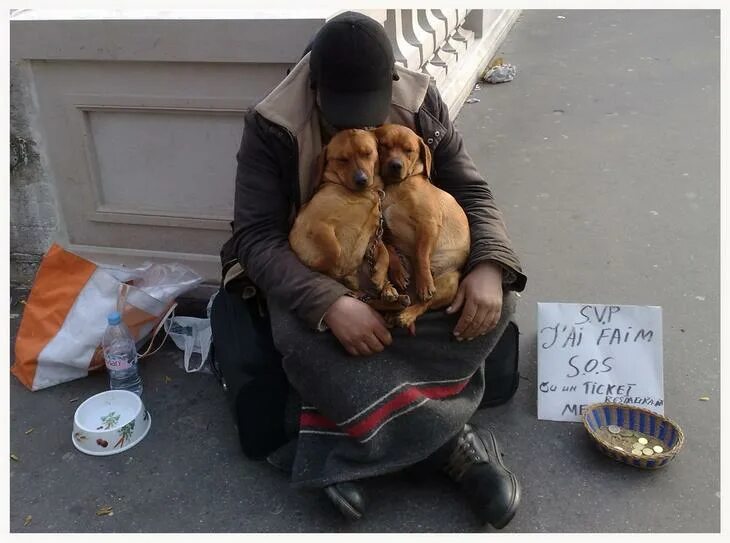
[375, 124, 470, 328]
[289, 129, 405, 307]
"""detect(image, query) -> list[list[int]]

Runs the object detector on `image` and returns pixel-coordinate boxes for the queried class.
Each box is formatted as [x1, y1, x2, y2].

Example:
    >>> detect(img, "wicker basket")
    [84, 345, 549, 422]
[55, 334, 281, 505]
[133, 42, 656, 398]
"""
[582, 402, 685, 469]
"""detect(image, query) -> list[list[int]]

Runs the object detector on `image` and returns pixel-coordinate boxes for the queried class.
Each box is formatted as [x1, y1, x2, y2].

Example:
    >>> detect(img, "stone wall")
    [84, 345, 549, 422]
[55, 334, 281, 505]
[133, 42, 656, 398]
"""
[10, 61, 59, 284]
[9, 10, 519, 286]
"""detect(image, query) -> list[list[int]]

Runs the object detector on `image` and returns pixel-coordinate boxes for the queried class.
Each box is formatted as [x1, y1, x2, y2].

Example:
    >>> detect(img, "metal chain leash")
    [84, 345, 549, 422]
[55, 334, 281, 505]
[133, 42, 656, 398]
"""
[357, 189, 386, 304]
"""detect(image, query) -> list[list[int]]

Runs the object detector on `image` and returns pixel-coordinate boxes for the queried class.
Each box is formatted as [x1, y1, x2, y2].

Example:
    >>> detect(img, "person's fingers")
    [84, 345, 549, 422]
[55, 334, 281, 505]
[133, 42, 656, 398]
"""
[461, 305, 489, 340]
[408, 322, 417, 336]
[372, 322, 393, 346]
[355, 341, 374, 356]
[363, 333, 386, 354]
[482, 305, 501, 334]
[484, 297, 504, 333]
[453, 297, 479, 338]
[445, 283, 466, 315]
[472, 306, 494, 339]
[344, 342, 359, 356]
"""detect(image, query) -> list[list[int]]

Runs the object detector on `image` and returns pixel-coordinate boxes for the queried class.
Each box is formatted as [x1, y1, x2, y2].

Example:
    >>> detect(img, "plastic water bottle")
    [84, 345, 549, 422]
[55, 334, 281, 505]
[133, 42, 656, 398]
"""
[102, 311, 143, 396]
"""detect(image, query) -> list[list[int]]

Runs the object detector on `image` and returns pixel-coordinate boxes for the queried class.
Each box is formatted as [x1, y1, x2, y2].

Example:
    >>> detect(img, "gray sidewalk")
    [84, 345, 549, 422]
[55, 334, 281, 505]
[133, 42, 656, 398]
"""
[9, 10, 720, 532]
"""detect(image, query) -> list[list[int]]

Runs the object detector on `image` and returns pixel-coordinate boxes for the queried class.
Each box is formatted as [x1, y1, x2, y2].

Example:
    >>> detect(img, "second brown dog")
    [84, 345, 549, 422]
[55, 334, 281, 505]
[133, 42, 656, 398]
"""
[375, 124, 470, 328]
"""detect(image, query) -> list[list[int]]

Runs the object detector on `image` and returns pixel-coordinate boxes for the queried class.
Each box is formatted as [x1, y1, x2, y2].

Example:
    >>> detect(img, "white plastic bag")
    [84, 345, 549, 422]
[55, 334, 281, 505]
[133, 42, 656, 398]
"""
[164, 316, 212, 373]
[162, 292, 217, 373]
[132, 262, 203, 302]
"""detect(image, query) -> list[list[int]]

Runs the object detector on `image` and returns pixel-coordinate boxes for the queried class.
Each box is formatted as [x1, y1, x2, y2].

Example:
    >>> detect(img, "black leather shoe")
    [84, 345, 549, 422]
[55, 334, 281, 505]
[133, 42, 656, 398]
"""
[323, 481, 366, 521]
[442, 424, 520, 529]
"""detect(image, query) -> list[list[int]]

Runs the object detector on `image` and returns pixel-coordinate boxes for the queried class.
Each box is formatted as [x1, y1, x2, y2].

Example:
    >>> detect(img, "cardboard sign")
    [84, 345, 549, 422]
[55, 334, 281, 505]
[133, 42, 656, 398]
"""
[537, 303, 663, 422]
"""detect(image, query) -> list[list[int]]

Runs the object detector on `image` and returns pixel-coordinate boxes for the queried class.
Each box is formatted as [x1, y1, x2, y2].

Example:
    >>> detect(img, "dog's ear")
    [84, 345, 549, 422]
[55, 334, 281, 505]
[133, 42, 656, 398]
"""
[418, 137, 432, 179]
[367, 130, 382, 173]
[313, 145, 328, 188]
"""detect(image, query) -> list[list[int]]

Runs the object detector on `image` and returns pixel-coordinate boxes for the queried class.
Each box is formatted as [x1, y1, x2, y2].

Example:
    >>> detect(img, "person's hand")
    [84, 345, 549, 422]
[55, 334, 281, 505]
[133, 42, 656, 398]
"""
[324, 296, 393, 356]
[446, 262, 503, 341]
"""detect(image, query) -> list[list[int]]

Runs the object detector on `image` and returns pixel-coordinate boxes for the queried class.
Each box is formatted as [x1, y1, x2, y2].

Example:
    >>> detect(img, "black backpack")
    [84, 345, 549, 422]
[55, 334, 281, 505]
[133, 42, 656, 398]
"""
[209, 289, 290, 460]
[478, 320, 520, 408]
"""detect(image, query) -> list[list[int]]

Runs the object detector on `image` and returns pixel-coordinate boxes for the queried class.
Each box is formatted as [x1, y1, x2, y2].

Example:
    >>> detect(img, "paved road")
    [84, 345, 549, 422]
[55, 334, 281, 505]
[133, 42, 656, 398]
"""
[9, 10, 720, 532]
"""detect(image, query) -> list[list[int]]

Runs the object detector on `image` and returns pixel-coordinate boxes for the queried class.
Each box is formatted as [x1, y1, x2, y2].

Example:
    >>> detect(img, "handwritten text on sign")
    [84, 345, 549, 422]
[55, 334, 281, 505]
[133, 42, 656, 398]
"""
[537, 303, 663, 422]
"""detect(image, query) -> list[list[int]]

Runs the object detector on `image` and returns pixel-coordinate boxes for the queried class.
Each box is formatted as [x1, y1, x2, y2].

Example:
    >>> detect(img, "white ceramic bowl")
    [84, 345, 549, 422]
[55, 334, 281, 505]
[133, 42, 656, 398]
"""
[72, 390, 151, 456]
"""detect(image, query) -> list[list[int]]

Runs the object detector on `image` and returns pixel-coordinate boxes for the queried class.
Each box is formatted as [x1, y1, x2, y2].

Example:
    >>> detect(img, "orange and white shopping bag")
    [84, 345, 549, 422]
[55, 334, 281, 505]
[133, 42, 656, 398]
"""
[11, 244, 201, 391]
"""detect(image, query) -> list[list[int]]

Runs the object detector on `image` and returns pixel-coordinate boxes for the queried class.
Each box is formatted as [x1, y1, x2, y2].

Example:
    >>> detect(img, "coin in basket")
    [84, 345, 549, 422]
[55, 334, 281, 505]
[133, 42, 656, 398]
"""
[642, 448, 653, 456]
[631, 449, 643, 456]
[638, 437, 648, 445]
[620, 429, 633, 437]
[608, 425, 621, 434]
[653, 445, 664, 454]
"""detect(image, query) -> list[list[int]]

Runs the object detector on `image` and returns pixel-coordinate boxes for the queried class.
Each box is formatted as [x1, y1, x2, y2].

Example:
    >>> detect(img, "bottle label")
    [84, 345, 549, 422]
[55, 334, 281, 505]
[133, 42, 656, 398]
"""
[106, 354, 133, 371]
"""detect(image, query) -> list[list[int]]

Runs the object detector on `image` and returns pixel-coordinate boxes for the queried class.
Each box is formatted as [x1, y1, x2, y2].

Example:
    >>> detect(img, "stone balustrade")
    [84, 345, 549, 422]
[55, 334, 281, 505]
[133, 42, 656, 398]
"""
[10, 9, 520, 284]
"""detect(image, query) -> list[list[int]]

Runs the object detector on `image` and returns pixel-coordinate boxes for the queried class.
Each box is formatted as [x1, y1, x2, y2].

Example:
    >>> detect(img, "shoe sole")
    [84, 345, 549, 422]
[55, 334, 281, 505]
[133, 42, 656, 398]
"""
[323, 486, 363, 521]
[483, 428, 521, 530]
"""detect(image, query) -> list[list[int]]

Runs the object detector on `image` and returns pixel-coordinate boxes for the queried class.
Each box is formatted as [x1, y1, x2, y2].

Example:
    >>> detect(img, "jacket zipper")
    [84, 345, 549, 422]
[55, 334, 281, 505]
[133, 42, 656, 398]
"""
[281, 126, 301, 211]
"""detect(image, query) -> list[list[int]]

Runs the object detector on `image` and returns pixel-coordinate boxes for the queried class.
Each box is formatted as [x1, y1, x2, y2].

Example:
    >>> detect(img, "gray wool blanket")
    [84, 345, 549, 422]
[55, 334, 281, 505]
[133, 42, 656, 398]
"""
[267, 292, 516, 489]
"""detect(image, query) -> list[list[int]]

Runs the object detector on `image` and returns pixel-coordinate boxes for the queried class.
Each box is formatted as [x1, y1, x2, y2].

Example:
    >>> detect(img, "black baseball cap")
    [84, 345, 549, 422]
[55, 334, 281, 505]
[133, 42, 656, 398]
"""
[309, 11, 399, 129]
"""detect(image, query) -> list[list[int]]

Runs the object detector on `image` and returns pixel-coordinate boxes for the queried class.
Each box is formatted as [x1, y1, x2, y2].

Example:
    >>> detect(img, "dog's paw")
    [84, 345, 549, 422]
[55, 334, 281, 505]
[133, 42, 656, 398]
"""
[391, 268, 410, 292]
[383, 312, 399, 328]
[396, 294, 411, 308]
[395, 309, 418, 329]
[416, 283, 435, 303]
[381, 283, 400, 303]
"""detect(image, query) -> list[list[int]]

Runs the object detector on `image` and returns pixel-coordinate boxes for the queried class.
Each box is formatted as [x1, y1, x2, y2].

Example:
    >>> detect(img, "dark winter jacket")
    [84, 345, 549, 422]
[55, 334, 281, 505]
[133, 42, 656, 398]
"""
[220, 53, 526, 329]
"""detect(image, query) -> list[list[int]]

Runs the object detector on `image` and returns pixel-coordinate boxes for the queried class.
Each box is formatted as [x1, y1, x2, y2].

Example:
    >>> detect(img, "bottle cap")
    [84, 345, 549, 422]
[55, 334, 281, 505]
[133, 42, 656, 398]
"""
[107, 311, 122, 325]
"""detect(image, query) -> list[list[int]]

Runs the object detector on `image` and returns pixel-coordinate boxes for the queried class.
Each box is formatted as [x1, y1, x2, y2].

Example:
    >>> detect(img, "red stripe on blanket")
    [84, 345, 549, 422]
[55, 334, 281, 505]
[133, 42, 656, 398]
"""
[421, 381, 471, 400]
[300, 411, 339, 430]
[346, 378, 471, 438]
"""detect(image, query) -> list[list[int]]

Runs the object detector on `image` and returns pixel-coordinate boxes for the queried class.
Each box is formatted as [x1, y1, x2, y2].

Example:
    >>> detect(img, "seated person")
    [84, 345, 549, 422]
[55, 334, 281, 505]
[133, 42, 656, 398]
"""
[212, 11, 527, 528]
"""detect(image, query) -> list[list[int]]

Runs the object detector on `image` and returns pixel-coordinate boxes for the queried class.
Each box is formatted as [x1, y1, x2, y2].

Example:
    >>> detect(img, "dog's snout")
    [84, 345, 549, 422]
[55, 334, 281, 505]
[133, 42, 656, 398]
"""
[353, 169, 368, 187]
[388, 159, 403, 174]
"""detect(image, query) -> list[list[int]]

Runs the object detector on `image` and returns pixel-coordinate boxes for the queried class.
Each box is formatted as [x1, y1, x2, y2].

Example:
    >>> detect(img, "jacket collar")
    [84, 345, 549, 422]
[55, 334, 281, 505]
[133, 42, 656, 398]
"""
[255, 52, 432, 205]
[255, 52, 432, 138]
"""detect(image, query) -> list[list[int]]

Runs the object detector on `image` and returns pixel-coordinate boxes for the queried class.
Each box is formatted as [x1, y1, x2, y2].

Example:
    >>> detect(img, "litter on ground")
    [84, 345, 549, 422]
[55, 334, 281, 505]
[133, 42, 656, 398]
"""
[96, 505, 114, 517]
[483, 64, 517, 84]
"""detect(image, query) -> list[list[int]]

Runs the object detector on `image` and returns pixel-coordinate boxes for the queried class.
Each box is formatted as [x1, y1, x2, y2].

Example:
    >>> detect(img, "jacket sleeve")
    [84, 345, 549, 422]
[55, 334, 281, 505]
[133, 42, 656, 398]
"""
[425, 86, 527, 292]
[231, 112, 350, 329]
